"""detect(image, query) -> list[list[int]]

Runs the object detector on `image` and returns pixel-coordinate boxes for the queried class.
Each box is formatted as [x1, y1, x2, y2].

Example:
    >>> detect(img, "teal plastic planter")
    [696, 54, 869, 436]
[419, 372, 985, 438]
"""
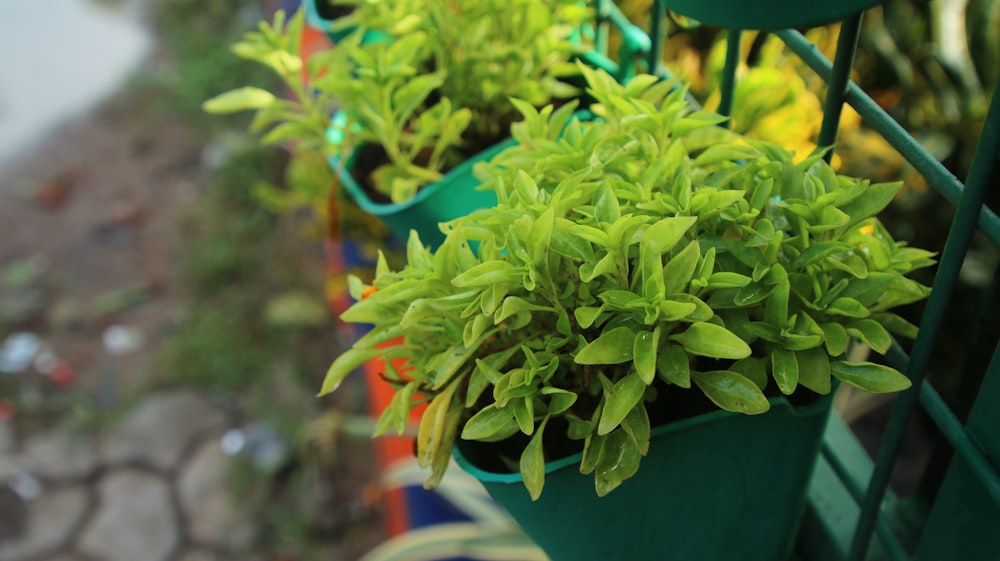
[333, 138, 516, 248]
[662, 0, 884, 30]
[454, 392, 835, 561]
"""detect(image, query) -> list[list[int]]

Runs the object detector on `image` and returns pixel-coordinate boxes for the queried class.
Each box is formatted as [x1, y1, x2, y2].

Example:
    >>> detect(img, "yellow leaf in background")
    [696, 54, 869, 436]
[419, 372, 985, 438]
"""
[202, 87, 277, 114]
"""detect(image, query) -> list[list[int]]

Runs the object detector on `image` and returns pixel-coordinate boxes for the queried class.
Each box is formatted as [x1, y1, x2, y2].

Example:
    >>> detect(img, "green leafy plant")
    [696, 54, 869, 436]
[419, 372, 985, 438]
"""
[204, 1, 589, 204]
[321, 65, 934, 500]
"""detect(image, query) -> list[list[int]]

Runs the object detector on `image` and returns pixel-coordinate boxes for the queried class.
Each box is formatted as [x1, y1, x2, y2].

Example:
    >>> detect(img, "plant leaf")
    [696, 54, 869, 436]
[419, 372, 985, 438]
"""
[821, 322, 849, 357]
[594, 428, 641, 497]
[831, 361, 912, 393]
[657, 344, 691, 388]
[598, 372, 647, 435]
[416, 381, 460, 470]
[633, 327, 660, 384]
[670, 322, 752, 359]
[461, 404, 516, 441]
[575, 326, 636, 365]
[692, 370, 770, 414]
[520, 417, 549, 501]
[203, 87, 277, 113]
[795, 348, 832, 394]
[846, 319, 893, 354]
[771, 350, 799, 395]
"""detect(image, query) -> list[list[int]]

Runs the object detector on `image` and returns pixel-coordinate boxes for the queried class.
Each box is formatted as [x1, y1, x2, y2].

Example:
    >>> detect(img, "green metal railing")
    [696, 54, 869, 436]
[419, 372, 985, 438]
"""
[631, 1, 999, 559]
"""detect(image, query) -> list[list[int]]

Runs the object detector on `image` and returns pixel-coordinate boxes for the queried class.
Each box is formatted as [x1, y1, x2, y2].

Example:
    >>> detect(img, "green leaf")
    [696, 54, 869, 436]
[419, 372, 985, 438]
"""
[659, 300, 698, 321]
[580, 416, 606, 475]
[520, 417, 549, 501]
[598, 372, 647, 435]
[771, 350, 799, 395]
[574, 306, 604, 329]
[838, 182, 902, 226]
[847, 319, 893, 354]
[831, 361, 912, 393]
[321, 347, 389, 394]
[461, 404, 516, 441]
[870, 312, 919, 339]
[620, 403, 651, 455]
[643, 217, 697, 256]
[425, 404, 462, 490]
[730, 357, 768, 391]
[452, 261, 524, 288]
[542, 387, 578, 415]
[821, 322, 849, 357]
[512, 397, 535, 435]
[594, 429, 642, 497]
[575, 326, 636, 365]
[792, 241, 850, 269]
[795, 348, 832, 394]
[734, 282, 773, 307]
[657, 344, 691, 388]
[673, 112, 730, 136]
[374, 380, 419, 437]
[692, 143, 761, 167]
[203, 87, 277, 113]
[707, 272, 752, 289]
[692, 370, 770, 414]
[633, 327, 660, 385]
[670, 322, 752, 359]
[663, 240, 701, 294]
[826, 297, 870, 318]
[417, 381, 460, 470]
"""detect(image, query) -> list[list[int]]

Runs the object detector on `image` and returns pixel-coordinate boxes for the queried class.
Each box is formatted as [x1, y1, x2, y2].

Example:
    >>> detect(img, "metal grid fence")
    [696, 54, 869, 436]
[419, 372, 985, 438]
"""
[592, 1, 1000, 558]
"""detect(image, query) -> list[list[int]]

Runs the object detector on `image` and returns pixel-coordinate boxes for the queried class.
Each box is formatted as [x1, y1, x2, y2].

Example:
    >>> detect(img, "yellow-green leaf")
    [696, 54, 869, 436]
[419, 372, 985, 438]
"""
[692, 370, 770, 414]
[520, 417, 549, 501]
[633, 327, 660, 384]
[670, 322, 752, 359]
[771, 350, 799, 395]
[461, 404, 515, 441]
[416, 381, 460, 470]
[203, 87, 277, 114]
[598, 373, 646, 435]
[575, 326, 636, 365]
[594, 428, 642, 497]
[831, 361, 912, 393]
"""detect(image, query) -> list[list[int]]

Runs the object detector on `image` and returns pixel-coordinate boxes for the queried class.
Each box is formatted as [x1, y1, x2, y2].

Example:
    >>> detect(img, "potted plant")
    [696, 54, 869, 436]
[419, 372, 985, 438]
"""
[321, 65, 934, 560]
[204, 1, 591, 247]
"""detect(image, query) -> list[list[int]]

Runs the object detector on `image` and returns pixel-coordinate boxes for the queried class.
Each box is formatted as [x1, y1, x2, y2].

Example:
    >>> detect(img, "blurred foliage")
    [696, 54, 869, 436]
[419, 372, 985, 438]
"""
[151, 0, 280, 126]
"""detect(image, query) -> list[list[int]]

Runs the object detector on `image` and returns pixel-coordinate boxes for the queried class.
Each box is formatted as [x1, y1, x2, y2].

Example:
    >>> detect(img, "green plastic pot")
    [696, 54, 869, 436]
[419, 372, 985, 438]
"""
[662, 0, 884, 30]
[333, 138, 515, 248]
[454, 391, 835, 561]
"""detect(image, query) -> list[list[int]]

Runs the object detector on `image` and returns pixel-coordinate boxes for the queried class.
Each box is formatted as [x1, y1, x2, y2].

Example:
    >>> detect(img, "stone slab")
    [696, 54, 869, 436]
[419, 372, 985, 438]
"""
[77, 469, 178, 561]
[15, 431, 97, 481]
[178, 441, 253, 551]
[101, 390, 228, 471]
[0, 485, 89, 561]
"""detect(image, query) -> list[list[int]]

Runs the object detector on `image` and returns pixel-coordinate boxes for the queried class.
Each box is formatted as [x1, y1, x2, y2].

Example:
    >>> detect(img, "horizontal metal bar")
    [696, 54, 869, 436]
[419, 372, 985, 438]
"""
[920, 382, 1000, 506]
[776, 29, 1000, 248]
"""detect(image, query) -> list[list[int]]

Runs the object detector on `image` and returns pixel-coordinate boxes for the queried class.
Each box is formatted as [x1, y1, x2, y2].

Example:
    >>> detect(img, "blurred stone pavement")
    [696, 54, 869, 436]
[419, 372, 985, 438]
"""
[0, 390, 258, 561]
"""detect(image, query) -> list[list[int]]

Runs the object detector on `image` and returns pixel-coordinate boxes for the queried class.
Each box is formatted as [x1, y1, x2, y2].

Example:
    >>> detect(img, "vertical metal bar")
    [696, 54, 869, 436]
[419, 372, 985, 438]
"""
[817, 12, 863, 162]
[647, 0, 666, 76]
[594, 0, 609, 58]
[776, 29, 1000, 246]
[848, 76, 1000, 561]
[717, 29, 742, 126]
